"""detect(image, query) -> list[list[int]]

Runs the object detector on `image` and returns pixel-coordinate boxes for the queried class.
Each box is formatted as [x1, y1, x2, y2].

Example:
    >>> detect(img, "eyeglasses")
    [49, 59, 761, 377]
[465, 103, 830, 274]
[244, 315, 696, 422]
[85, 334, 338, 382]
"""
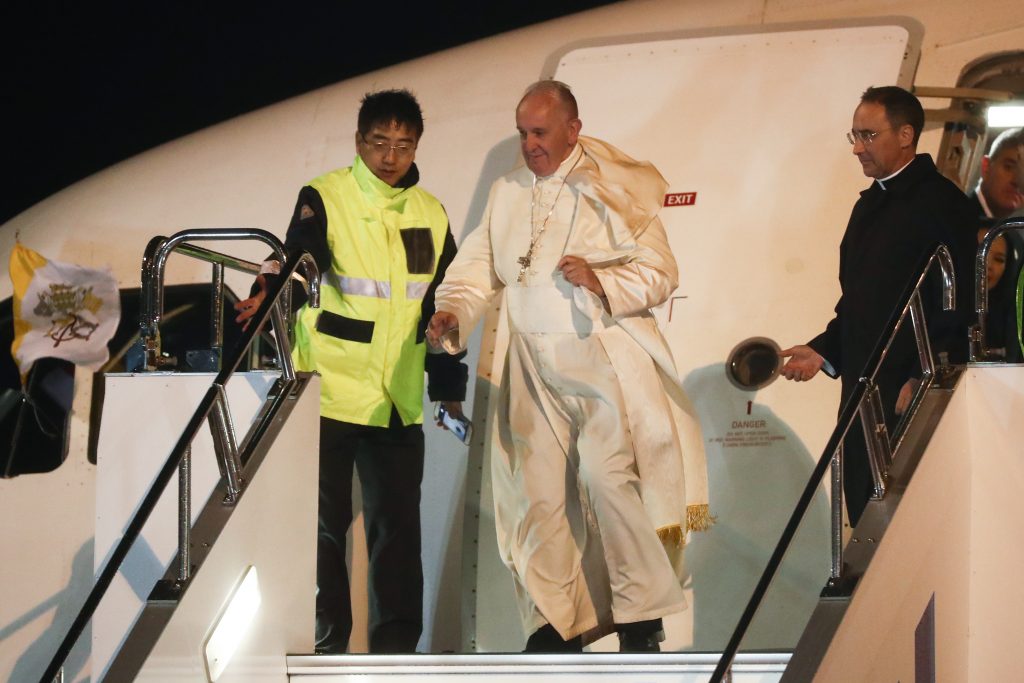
[846, 128, 891, 146]
[360, 134, 416, 157]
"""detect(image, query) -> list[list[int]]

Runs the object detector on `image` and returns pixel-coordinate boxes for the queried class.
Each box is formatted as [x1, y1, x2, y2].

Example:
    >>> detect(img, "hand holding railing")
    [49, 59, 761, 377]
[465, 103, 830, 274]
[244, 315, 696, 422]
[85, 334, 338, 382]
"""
[138, 228, 314, 370]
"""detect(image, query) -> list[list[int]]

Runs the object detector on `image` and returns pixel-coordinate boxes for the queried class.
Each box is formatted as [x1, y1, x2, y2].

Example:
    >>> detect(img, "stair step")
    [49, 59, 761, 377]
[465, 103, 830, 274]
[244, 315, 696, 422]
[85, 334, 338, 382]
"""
[287, 652, 790, 682]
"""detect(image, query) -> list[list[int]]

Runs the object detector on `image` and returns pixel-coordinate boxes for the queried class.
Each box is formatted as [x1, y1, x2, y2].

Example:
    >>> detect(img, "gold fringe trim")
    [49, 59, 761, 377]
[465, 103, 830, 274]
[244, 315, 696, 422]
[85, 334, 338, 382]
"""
[686, 504, 716, 533]
[657, 524, 686, 547]
[656, 506, 716, 547]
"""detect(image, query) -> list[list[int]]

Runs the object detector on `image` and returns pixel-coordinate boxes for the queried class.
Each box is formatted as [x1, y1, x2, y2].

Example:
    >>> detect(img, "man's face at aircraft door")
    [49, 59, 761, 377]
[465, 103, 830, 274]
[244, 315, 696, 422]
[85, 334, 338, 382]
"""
[850, 101, 914, 180]
[980, 144, 1023, 218]
[516, 93, 581, 177]
[357, 121, 418, 187]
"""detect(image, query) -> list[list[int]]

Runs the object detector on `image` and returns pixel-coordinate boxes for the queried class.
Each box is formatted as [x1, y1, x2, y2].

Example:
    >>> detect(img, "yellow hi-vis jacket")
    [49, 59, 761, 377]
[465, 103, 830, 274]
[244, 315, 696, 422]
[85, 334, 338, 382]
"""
[292, 157, 450, 427]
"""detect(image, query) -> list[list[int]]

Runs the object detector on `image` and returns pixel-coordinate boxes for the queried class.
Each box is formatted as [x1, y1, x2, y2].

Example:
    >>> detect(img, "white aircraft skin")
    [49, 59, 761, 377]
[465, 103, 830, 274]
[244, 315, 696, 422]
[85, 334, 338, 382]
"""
[1, 0, 1022, 680]
[1, 0, 1021, 295]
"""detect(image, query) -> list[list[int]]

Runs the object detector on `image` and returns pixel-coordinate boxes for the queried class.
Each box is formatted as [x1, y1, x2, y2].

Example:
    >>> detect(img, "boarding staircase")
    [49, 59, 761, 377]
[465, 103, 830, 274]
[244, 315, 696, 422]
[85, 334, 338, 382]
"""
[38, 229, 321, 683]
[36, 220, 1024, 682]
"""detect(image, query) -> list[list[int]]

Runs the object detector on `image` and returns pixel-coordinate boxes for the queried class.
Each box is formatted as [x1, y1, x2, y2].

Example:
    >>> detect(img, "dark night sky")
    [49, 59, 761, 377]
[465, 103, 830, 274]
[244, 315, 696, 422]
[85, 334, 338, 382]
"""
[2, 2, 618, 225]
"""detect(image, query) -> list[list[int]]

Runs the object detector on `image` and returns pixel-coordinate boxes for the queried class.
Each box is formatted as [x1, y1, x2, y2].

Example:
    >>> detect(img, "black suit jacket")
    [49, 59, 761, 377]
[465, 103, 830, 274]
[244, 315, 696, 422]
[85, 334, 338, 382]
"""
[967, 190, 986, 222]
[810, 154, 975, 401]
[808, 154, 975, 522]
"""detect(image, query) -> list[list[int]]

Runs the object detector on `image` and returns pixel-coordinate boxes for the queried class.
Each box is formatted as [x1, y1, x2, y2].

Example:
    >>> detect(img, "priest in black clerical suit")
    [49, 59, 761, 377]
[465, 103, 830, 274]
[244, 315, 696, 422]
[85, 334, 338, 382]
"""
[780, 86, 974, 526]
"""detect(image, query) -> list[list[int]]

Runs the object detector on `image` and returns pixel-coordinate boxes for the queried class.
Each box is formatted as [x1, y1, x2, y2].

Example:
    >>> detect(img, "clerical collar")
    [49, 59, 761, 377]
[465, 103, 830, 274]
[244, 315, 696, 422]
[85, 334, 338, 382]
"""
[974, 182, 995, 218]
[874, 158, 914, 190]
[537, 143, 583, 181]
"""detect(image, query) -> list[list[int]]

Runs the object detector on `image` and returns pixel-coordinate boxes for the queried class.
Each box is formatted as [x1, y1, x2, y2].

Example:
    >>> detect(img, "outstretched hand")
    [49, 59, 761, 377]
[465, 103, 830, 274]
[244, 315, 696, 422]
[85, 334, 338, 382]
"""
[234, 274, 267, 331]
[426, 311, 459, 350]
[779, 344, 825, 382]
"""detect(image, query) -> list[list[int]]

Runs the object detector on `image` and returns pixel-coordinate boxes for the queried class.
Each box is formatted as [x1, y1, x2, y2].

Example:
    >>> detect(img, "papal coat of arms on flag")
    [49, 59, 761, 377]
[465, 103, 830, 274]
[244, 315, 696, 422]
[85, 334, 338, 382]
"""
[9, 243, 121, 380]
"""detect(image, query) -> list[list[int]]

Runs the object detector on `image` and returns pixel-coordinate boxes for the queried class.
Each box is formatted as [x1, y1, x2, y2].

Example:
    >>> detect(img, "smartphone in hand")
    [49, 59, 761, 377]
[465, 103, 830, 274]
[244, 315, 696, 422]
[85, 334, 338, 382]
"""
[434, 403, 473, 444]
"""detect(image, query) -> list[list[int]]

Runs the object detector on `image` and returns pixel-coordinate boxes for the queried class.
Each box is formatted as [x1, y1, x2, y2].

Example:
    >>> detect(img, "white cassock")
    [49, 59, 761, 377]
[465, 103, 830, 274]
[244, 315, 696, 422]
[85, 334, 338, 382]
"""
[436, 137, 711, 644]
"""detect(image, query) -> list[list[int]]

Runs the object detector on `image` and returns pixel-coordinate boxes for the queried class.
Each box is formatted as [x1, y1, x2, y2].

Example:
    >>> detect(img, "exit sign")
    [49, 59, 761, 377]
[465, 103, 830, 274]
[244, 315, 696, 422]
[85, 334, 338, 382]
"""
[664, 192, 697, 207]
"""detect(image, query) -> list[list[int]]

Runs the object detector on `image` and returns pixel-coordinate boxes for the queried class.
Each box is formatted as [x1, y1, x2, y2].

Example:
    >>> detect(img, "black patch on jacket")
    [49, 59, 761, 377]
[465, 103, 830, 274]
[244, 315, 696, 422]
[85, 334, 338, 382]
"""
[316, 310, 374, 343]
[400, 228, 435, 274]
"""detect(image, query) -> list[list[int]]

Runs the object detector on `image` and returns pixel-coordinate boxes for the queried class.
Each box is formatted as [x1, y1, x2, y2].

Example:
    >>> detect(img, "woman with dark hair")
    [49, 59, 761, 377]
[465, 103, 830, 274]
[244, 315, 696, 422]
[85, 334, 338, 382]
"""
[978, 226, 1021, 362]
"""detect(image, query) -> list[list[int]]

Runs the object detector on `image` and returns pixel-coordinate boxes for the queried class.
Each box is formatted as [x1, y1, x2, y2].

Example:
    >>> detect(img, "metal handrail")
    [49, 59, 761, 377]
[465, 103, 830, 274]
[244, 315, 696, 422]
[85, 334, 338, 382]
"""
[710, 243, 956, 683]
[138, 228, 300, 370]
[39, 248, 319, 683]
[970, 217, 1024, 361]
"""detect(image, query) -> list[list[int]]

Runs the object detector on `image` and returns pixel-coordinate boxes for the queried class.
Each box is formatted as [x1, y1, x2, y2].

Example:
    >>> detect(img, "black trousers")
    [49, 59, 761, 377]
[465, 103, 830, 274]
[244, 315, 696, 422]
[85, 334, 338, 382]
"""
[841, 377, 901, 527]
[315, 413, 425, 653]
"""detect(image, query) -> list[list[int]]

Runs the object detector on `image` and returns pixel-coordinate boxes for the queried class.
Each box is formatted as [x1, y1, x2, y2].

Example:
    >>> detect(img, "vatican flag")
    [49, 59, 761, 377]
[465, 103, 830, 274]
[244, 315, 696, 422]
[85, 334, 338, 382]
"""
[9, 243, 121, 381]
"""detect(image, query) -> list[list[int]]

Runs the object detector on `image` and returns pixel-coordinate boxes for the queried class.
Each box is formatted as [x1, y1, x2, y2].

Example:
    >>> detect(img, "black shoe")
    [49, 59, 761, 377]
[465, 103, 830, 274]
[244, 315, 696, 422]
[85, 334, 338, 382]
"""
[617, 630, 661, 652]
[617, 618, 663, 652]
[370, 622, 422, 653]
[524, 623, 583, 652]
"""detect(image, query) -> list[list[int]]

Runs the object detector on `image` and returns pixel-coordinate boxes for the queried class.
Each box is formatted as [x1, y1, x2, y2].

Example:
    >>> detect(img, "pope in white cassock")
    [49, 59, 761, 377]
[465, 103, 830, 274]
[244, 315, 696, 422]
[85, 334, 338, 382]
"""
[426, 81, 711, 652]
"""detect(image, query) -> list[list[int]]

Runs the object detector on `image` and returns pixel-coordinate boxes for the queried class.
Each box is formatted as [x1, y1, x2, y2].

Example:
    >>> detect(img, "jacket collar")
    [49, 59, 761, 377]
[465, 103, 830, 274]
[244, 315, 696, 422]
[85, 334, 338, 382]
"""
[352, 155, 419, 201]
[861, 153, 935, 198]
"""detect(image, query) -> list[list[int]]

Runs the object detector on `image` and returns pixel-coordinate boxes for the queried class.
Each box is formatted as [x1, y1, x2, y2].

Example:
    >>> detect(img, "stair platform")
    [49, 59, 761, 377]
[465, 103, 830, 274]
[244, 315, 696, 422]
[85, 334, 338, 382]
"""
[287, 652, 790, 682]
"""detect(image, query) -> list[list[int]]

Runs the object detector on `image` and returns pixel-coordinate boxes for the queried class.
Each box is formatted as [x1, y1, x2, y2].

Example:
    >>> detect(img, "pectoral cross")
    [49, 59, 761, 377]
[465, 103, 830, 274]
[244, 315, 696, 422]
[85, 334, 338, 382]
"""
[516, 254, 532, 283]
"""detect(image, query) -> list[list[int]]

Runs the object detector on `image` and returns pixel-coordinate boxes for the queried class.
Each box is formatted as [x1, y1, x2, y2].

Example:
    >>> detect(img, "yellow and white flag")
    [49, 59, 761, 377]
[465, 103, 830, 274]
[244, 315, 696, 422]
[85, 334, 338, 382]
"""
[9, 243, 120, 381]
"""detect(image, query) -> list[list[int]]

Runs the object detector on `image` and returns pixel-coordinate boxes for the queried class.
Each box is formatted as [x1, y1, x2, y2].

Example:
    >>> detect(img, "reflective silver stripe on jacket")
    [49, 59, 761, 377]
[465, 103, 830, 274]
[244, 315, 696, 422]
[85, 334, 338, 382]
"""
[322, 271, 431, 300]
[323, 271, 391, 299]
[406, 281, 431, 300]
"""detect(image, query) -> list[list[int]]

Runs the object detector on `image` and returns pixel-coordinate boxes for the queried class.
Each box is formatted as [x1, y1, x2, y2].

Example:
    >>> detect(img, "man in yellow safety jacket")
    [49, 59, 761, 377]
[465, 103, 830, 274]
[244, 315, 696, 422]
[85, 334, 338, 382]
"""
[236, 89, 467, 654]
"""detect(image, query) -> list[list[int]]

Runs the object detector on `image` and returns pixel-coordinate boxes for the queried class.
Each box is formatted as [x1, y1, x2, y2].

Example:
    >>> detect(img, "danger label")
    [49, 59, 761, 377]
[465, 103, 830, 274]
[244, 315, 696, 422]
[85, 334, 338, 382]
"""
[663, 192, 697, 207]
[707, 415, 788, 449]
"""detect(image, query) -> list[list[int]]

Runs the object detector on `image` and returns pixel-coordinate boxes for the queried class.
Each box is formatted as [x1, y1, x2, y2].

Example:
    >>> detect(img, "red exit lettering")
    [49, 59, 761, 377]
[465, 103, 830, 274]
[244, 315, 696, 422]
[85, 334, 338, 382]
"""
[664, 192, 697, 207]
